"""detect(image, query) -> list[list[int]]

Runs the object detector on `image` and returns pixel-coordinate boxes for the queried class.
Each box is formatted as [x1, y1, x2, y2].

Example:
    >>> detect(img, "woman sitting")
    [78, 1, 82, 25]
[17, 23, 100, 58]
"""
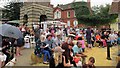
[62, 42, 77, 67]
[50, 46, 75, 68]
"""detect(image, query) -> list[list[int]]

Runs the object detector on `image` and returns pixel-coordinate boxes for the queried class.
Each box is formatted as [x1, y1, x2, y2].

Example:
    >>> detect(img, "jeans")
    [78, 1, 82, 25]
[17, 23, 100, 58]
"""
[42, 50, 51, 62]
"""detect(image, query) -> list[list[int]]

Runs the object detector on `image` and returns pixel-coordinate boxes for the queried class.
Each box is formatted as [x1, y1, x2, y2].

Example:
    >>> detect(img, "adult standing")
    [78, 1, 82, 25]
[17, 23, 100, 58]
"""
[86, 27, 92, 48]
[34, 25, 41, 43]
[16, 38, 24, 56]
[20, 24, 26, 37]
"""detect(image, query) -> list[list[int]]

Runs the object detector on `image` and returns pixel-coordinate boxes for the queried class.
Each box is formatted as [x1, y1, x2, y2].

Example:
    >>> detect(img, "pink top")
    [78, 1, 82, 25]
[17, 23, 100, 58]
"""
[78, 40, 85, 48]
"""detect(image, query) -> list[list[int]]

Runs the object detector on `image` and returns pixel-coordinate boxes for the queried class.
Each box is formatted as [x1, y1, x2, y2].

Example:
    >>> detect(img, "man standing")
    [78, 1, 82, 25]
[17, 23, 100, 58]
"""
[86, 27, 92, 48]
[34, 25, 41, 42]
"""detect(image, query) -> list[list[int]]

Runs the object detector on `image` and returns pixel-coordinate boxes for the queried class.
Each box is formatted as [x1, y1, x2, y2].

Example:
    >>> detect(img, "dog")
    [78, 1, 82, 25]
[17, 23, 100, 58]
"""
[5, 58, 16, 66]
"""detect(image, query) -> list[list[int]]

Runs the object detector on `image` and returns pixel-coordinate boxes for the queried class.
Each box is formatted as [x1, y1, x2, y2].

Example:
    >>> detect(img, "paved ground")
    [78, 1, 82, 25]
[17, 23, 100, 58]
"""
[14, 46, 118, 67]
[15, 48, 34, 66]
[84, 46, 118, 66]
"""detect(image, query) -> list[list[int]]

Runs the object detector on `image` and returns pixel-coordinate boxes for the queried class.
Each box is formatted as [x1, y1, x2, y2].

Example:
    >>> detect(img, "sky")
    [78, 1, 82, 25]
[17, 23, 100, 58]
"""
[51, 0, 113, 7]
[0, 0, 113, 8]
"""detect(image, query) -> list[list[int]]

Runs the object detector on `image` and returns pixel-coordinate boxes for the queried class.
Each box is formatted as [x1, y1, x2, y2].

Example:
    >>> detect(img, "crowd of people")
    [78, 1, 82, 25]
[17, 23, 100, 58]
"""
[0, 23, 120, 68]
[31, 25, 119, 68]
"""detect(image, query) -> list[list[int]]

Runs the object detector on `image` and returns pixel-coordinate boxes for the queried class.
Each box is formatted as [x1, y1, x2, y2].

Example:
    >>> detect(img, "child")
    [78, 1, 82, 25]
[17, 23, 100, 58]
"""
[82, 57, 95, 68]
[78, 37, 86, 52]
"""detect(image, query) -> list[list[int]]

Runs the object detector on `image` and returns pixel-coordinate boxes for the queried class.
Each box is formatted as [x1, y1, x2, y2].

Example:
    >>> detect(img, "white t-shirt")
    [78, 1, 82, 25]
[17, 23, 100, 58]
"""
[109, 34, 116, 40]
[0, 53, 7, 61]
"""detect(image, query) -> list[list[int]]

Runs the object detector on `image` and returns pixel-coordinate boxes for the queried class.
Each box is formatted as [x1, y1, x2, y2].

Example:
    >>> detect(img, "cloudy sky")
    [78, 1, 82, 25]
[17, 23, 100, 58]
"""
[0, 0, 113, 8]
[51, 0, 113, 7]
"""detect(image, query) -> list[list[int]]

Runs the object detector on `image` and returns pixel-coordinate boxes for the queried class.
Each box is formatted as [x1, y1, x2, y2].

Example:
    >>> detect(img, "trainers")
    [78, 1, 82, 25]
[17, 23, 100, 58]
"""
[43, 62, 49, 64]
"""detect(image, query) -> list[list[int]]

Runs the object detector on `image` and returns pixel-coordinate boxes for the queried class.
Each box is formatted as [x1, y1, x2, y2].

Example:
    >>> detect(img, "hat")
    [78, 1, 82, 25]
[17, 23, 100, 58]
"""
[54, 46, 65, 53]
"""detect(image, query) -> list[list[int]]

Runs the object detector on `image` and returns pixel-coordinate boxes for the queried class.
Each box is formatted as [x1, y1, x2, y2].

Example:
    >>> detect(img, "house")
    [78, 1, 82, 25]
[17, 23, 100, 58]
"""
[109, 0, 120, 31]
[53, 0, 92, 27]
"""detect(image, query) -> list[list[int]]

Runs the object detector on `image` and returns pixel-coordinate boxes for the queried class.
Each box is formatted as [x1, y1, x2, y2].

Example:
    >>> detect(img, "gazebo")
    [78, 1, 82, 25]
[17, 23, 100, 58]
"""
[109, 0, 120, 31]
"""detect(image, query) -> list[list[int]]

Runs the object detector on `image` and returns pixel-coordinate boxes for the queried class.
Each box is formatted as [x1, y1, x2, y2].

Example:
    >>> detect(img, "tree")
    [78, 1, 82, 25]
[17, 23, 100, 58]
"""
[72, 2, 118, 27]
[2, 2, 23, 21]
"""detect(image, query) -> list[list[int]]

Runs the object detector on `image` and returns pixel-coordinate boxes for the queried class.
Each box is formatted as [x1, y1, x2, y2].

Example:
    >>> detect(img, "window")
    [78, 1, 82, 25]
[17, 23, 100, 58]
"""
[67, 11, 70, 18]
[57, 11, 59, 18]
[67, 21, 70, 26]
[54, 10, 61, 19]
[58, 11, 61, 18]
[74, 11, 76, 17]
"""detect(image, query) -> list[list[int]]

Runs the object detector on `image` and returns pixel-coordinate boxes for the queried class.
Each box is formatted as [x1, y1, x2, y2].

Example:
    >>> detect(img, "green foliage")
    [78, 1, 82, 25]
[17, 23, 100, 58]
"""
[2, 2, 23, 21]
[72, 2, 118, 27]
[72, 2, 90, 16]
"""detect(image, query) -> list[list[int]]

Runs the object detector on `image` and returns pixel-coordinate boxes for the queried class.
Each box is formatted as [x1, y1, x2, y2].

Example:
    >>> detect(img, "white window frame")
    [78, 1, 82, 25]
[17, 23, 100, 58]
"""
[74, 11, 76, 17]
[58, 11, 61, 18]
[67, 11, 70, 18]
[54, 10, 61, 19]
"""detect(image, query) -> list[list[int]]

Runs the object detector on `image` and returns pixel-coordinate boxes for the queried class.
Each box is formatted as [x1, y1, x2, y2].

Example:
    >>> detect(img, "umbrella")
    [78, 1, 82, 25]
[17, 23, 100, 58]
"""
[0, 24, 23, 39]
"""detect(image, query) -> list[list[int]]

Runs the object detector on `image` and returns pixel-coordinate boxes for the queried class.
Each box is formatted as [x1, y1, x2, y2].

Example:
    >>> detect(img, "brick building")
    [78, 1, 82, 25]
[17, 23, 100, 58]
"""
[109, 0, 120, 31]
[53, 0, 92, 27]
